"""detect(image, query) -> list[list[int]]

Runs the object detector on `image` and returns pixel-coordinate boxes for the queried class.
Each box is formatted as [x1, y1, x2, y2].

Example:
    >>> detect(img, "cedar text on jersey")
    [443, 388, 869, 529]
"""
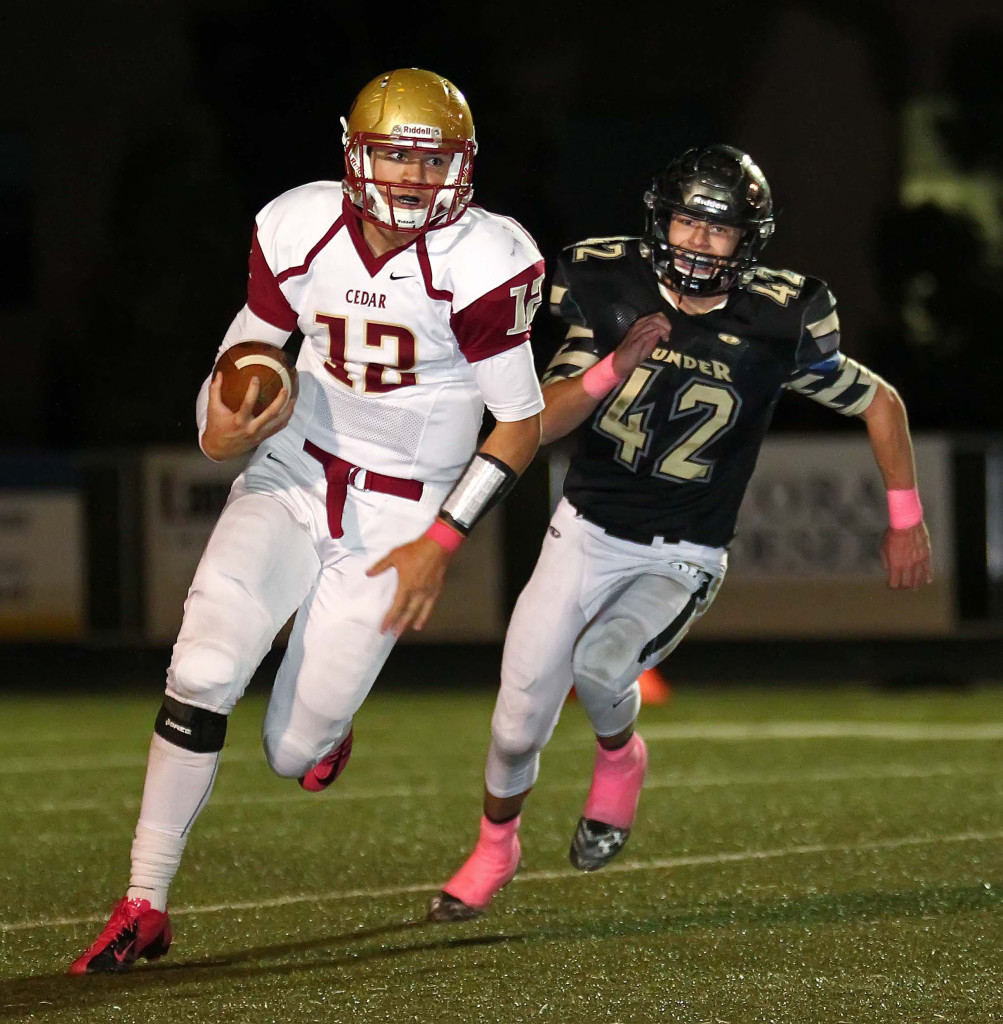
[345, 289, 387, 308]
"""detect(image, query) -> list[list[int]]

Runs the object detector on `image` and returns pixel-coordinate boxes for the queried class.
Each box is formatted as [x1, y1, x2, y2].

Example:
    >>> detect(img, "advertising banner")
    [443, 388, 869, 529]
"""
[407, 508, 506, 643]
[142, 449, 245, 643]
[548, 434, 955, 639]
[0, 490, 85, 637]
[691, 435, 955, 637]
[141, 448, 505, 644]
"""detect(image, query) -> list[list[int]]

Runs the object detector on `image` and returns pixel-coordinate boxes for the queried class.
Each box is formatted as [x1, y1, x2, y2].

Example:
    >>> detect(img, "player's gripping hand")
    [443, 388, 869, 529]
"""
[880, 521, 933, 590]
[367, 535, 454, 636]
[201, 372, 296, 461]
[612, 312, 672, 378]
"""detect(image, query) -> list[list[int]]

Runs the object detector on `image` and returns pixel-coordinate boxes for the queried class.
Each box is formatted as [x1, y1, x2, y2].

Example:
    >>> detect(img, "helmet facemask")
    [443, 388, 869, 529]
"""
[643, 144, 775, 297]
[342, 122, 476, 233]
[644, 205, 771, 297]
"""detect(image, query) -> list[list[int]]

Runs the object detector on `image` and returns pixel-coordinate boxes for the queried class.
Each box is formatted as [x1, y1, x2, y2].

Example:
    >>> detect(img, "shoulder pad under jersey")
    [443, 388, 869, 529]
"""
[423, 207, 544, 313]
[254, 181, 346, 274]
[737, 266, 840, 369]
[552, 237, 662, 348]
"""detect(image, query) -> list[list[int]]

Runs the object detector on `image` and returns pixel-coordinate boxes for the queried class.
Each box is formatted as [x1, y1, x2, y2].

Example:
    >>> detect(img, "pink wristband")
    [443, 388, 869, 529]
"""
[425, 518, 465, 553]
[887, 488, 923, 530]
[581, 354, 625, 399]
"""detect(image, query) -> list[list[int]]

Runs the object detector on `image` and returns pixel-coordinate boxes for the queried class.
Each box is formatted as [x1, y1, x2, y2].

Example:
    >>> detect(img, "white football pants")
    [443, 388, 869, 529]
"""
[165, 437, 449, 777]
[486, 497, 726, 798]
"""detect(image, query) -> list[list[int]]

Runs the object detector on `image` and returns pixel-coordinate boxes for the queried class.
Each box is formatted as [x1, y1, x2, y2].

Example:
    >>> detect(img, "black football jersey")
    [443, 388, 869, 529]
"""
[546, 237, 883, 548]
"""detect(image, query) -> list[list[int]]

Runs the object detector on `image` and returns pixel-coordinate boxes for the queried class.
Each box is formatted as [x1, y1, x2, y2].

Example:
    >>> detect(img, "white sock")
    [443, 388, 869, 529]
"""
[126, 732, 221, 911]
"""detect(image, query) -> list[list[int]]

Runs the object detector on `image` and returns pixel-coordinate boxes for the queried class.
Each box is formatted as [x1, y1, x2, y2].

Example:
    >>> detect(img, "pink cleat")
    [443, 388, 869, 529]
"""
[299, 728, 354, 792]
[428, 815, 521, 922]
[570, 732, 648, 871]
[68, 897, 172, 975]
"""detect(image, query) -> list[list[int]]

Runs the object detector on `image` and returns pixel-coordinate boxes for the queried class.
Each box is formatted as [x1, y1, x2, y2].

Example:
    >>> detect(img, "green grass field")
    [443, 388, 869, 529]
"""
[2, 681, 1002, 1023]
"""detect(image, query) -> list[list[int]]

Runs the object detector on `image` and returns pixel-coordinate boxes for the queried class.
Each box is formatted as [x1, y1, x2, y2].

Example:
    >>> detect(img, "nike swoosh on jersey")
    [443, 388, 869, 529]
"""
[389, 272, 414, 280]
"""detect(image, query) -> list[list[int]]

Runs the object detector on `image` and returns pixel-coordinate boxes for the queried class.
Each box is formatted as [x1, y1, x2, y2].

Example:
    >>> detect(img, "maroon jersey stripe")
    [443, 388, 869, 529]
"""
[247, 228, 298, 331]
[275, 214, 347, 284]
[453, 259, 545, 363]
[416, 236, 453, 302]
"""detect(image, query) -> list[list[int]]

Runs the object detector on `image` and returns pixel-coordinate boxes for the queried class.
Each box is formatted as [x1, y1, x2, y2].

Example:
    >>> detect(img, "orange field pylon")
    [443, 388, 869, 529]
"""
[566, 667, 671, 705]
[637, 666, 671, 704]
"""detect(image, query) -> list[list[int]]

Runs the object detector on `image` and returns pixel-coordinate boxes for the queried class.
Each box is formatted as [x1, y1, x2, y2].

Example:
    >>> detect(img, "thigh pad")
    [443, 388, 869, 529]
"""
[573, 573, 699, 694]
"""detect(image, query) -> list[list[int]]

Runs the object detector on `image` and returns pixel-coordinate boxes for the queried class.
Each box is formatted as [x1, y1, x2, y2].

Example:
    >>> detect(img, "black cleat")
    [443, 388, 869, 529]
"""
[569, 817, 631, 871]
[427, 892, 484, 923]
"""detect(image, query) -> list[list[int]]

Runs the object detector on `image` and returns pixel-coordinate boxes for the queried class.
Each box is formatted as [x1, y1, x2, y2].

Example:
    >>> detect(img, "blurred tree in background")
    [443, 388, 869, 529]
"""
[868, 21, 1003, 431]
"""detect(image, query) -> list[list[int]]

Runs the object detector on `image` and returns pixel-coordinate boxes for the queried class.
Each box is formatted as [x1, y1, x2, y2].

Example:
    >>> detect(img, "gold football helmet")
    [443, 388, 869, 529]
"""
[341, 68, 477, 232]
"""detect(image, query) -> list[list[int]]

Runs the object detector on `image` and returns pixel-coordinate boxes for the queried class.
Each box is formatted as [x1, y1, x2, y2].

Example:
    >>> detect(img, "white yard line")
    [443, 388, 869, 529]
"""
[4, 828, 1000, 934]
[10, 762, 1000, 816]
[11, 785, 436, 815]
[633, 722, 1003, 742]
[0, 751, 263, 775]
[4, 721, 1003, 778]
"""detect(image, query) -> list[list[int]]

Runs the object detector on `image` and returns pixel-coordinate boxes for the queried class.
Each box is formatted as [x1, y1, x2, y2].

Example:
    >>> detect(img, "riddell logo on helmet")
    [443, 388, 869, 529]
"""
[391, 123, 442, 142]
[691, 194, 729, 213]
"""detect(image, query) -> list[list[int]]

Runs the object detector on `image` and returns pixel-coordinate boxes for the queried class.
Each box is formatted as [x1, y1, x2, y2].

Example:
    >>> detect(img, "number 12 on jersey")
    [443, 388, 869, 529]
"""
[316, 313, 417, 394]
[508, 274, 544, 336]
[598, 368, 740, 482]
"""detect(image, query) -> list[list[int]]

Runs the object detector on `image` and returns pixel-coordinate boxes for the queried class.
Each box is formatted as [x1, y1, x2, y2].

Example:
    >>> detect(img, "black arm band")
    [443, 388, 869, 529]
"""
[438, 453, 518, 536]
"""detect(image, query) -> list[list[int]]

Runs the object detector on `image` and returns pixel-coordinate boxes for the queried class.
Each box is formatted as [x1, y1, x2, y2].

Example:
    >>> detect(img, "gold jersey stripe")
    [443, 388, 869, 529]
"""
[543, 349, 600, 384]
[839, 381, 878, 416]
[806, 309, 840, 339]
[785, 356, 881, 416]
[549, 349, 599, 371]
[543, 366, 589, 384]
[572, 234, 635, 245]
[783, 372, 824, 393]
[810, 360, 862, 405]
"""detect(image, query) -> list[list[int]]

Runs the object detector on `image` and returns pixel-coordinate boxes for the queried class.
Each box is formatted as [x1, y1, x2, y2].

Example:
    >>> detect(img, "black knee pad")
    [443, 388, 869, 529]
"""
[154, 696, 228, 753]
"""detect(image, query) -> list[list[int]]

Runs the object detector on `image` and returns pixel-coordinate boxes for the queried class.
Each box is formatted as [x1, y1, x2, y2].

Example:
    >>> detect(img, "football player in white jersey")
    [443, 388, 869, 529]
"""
[427, 144, 934, 922]
[70, 68, 544, 974]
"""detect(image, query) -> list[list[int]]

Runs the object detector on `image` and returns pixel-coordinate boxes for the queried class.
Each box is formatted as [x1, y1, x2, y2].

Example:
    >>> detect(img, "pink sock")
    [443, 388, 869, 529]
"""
[442, 815, 521, 909]
[582, 733, 648, 829]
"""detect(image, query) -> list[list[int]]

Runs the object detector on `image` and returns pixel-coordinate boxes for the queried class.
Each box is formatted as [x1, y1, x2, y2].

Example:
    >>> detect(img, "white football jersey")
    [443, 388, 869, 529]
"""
[207, 181, 545, 483]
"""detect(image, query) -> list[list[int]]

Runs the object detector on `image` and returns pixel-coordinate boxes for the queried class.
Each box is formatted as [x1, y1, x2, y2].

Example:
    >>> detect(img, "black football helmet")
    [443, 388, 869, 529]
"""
[643, 144, 774, 296]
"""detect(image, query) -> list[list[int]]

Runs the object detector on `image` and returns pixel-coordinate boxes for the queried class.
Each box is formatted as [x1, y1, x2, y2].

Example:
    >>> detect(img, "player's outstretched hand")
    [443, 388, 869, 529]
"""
[881, 521, 933, 590]
[367, 535, 454, 636]
[612, 312, 672, 378]
[202, 372, 295, 461]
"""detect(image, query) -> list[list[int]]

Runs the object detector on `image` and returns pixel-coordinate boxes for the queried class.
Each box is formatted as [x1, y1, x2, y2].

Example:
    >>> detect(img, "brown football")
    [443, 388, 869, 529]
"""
[214, 341, 298, 416]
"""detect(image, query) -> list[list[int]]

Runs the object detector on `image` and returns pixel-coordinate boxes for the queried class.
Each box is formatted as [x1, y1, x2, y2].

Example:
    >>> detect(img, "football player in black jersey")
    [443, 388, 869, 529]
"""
[427, 144, 933, 922]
